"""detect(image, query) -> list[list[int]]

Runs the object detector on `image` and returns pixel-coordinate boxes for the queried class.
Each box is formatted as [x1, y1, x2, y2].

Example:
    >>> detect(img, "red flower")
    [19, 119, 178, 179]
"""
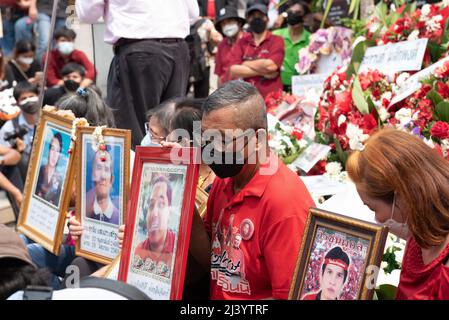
[361, 114, 378, 133]
[291, 128, 303, 140]
[430, 121, 449, 139]
[99, 144, 107, 151]
[335, 91, 352, 115]
[437, 82, 449, 99]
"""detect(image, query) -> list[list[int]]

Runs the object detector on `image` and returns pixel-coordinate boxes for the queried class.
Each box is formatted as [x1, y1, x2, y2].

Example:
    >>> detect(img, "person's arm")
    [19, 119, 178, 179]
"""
[75, 0, 105, 24]
[28, 0, 37, 21]
[188, 207, 211, 272]
[242, 59, 279, 75]
[0, 145, 21, 165]
[229, 64, 262, 78]
[0, 172, 22, 207]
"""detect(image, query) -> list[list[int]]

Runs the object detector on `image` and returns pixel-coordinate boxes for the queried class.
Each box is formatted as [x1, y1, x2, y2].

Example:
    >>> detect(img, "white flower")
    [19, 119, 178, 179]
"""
[378, 107, 390, 122]
[369, 23, 380, 34]
[299, 139, 309, 149]
[426, 15, 443, 32]
[407, 30, 420, 41]
[390, 4, 396, 12]
[444, 0, 449, 8]
[330, 74, 340, 88]
[324, 162, 342, 177]
[346, 123, 369, 151]
[394, 108, 415, 129]
[423, 137, 435, 148]
[381, 92, 393, 102]
[380, 261, 389, 270]
[337, 114, 347, 127]
[396, 72, 410, 87]
[421, 5, 431, 18]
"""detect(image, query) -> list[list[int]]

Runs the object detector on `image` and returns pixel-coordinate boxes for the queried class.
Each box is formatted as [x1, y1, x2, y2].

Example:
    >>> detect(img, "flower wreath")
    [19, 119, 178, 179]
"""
[91, 125, 108, 161]
[68, 118, 89, 154]
[296, 27, 354, 75]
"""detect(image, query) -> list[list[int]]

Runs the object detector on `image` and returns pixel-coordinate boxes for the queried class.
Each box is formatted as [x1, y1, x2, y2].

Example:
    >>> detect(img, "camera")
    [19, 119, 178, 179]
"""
[4, 125, 29, 148]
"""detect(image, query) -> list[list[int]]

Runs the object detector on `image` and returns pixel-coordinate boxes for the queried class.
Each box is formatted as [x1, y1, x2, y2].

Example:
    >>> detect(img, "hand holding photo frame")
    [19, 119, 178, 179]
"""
[17, 110, 77, 254]
[75, 126, 131, 264]
[119, 146, 199, 300]
[289, 208, 388, 300]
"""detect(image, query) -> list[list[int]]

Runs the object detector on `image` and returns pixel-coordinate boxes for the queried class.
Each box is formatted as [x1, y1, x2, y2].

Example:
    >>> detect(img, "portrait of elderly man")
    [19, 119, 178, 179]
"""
[134, 174, 176, 276]
[85, 148, 120, 226]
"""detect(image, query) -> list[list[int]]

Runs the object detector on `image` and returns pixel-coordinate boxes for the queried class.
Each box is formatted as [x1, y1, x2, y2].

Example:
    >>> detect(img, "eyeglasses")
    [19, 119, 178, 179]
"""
[201, 129, 257, 153]
[144, 122, 166, 143]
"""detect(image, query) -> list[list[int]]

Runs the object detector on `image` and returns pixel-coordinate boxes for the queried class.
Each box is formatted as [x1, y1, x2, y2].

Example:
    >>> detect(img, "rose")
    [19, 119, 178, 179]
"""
[430, 121, 449, 139]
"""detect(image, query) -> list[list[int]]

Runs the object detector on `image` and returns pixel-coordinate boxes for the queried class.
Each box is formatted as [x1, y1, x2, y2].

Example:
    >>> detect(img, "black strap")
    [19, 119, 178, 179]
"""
[79, 277, 151, 300]
[22, 286, 53, 300]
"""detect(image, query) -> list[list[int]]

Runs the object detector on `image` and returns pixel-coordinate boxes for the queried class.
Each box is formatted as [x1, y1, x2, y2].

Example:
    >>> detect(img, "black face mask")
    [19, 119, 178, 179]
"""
[20, 101, 40, 115]
[287, 11, 304, 25]
[64, 79, 80, 92]
[249, 17, 267, 34]
[202, 145, 245, 179]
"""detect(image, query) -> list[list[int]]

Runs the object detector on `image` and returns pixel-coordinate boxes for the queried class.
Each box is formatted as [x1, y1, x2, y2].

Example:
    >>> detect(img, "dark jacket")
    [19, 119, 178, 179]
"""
[198, 0, 238, 17]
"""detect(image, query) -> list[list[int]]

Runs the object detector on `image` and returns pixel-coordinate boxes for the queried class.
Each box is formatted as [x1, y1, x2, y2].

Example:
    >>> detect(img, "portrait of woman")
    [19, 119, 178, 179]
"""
[35, 131, 64, 207]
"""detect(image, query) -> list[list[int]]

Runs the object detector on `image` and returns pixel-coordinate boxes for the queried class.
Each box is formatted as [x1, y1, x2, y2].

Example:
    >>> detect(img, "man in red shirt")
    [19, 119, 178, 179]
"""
[228, 4, 284, 98]
[44, 27, 96, 88]
[192, 80, 315, 299]
[214, 6, 246, 86]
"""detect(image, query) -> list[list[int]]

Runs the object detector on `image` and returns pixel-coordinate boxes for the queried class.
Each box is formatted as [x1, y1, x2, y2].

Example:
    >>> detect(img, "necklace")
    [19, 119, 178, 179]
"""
[198, 169, 213, 189]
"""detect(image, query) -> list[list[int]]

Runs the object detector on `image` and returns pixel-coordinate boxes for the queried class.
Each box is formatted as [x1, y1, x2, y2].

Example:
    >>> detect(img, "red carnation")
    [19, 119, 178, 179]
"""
[437, 82, 449, 99]
[335, 91, 352, 115]
[291, 128, 303, 140]
[430, 121, 449, 139]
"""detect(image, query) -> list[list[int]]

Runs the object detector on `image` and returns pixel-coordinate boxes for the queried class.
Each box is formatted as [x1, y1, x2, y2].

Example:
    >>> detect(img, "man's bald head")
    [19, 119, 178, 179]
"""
[202, 81, 267, 131]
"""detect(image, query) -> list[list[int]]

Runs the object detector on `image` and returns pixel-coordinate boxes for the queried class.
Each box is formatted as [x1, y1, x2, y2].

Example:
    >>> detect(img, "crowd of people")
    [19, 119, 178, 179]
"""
[0, 0, 448, 301]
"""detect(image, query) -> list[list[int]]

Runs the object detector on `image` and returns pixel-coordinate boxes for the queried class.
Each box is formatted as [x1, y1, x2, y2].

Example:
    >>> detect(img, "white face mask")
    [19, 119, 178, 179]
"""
[222, 23, 239, 38]
[140, 133, 161, 147]
[377, 193, 410, 240]
[17, 56, 34, 65]
[58, 41, 75, 55]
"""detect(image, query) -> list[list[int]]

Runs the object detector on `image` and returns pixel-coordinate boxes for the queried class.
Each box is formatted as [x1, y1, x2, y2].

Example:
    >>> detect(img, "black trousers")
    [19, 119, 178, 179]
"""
[107, 40, 190, 147]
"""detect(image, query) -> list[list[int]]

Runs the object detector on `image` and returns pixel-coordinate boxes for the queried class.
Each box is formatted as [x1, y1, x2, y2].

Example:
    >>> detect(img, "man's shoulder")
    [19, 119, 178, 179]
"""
[272, 28, 288, 38]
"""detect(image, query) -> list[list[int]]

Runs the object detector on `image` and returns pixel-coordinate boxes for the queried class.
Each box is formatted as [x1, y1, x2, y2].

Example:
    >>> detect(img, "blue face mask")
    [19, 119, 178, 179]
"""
[140, 133, 161, 147]
[58, 41, 75, 55]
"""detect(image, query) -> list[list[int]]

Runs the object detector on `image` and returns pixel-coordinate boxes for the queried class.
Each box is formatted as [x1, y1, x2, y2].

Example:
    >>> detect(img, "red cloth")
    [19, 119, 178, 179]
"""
[134, 230, 176, 271]
[204, 154, 315, 300]
[215, 33, 245, 84]
[396, 236, 449, 300]
[44, 49, 97, 87]
[207, 0, 215, 19]
[228, 32, 284, 98]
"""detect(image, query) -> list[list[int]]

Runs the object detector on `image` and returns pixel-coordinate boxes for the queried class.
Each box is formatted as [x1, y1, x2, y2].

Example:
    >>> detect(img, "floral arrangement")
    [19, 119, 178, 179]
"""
[296, 27, 353, 75]
[68, 117, 89, 154]
[264, 90, 299, 115]
[91, 126, 108, 161]
[268, 122, 308, 165]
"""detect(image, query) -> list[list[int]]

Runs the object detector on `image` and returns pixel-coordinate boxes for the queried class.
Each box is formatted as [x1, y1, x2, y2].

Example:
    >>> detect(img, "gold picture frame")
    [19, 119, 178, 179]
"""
[17, 110, 77, 255]
[104, 254, 121, 280]
[195, 186, 209, 218]
[75, 127, 131, 265]
[289, 208, 388, 300]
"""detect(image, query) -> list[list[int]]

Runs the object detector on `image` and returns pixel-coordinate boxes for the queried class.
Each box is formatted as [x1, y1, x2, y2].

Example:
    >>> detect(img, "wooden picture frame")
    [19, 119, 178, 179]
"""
[289, 208, 388, 300]
[119, 146, 199, 300]
[75, 127, 131, 264]
[104, 254, 121, 280]
[17, 110, 76, 254]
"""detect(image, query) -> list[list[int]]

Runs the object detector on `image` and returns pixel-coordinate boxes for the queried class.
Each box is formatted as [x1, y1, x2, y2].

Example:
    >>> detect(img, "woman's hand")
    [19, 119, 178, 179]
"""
[118, 224, 125, 248]
[68, 216, 84, 240]
[12, 188, 23, 208]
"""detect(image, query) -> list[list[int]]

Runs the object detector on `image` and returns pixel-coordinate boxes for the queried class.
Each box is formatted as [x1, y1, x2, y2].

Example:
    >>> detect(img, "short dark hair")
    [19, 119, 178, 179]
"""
[54, 27, 77, 41]
[14, 40, 36, 55]
[321, 246, 350, 283]
[170, 98, 204, 142]
[0, 258, 50, 300]
[203, 80, 267, 130]
[50, 132, 63, 154]
[13, 81, 39, 101]
[61, 62, 86, 77]
[150, 175, 172, 207]
[56, 87, 115, 127]
[288, 0, 311, 15]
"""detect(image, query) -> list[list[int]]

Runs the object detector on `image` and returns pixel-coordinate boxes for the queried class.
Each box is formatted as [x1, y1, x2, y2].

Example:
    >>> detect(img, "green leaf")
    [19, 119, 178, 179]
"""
[375, 2, 388, 26]
[375, 284, 398, 300]
[435, 101, 449, 122]
[442, 17, 449, 45]
[349, 0, 357, 14]
[335, 138, 348, 165]
[428, 41, 447, 64]
[352, 77, 370, 114]
[427, 90, 444, 107]
[346, 39, 375, 78]
[321, 0, 333, 29]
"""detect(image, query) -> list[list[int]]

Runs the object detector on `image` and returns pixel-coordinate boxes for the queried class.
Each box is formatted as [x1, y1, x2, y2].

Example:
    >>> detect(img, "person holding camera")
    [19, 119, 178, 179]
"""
[0, 82, 40, 182]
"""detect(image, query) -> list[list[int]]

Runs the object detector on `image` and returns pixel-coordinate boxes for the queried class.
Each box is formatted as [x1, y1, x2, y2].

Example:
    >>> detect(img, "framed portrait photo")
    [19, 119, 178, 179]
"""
[289, 208, 388, 300]
[75, 127, 131, 264]
[17, 110, 76, 254]
[119, 146, 199, 300]
[195, 186, 209, 218]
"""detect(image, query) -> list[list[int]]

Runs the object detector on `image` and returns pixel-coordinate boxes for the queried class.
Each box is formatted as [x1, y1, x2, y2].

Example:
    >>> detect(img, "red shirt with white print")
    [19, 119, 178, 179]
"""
[204, 154, 315, 300]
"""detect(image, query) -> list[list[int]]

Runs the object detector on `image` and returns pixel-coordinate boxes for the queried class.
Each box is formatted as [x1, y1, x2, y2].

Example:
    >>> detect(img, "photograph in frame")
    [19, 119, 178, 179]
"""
[119, 147, 199, 300]
[289, 208, 388, 300]
[76, 127, 130, 264]
[17, 111, 76, 254]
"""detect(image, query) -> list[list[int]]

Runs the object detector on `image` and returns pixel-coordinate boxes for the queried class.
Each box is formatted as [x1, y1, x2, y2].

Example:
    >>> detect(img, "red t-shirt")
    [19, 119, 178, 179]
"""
[207, 0, 216, 19]
[204, 154, 315, 300]
[134, 230, 176, 272]
[396, 236, 449, 300]
[215, 33, 245, 84]
[44, 49, 97, 87]
[228, 32, 284, 98]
